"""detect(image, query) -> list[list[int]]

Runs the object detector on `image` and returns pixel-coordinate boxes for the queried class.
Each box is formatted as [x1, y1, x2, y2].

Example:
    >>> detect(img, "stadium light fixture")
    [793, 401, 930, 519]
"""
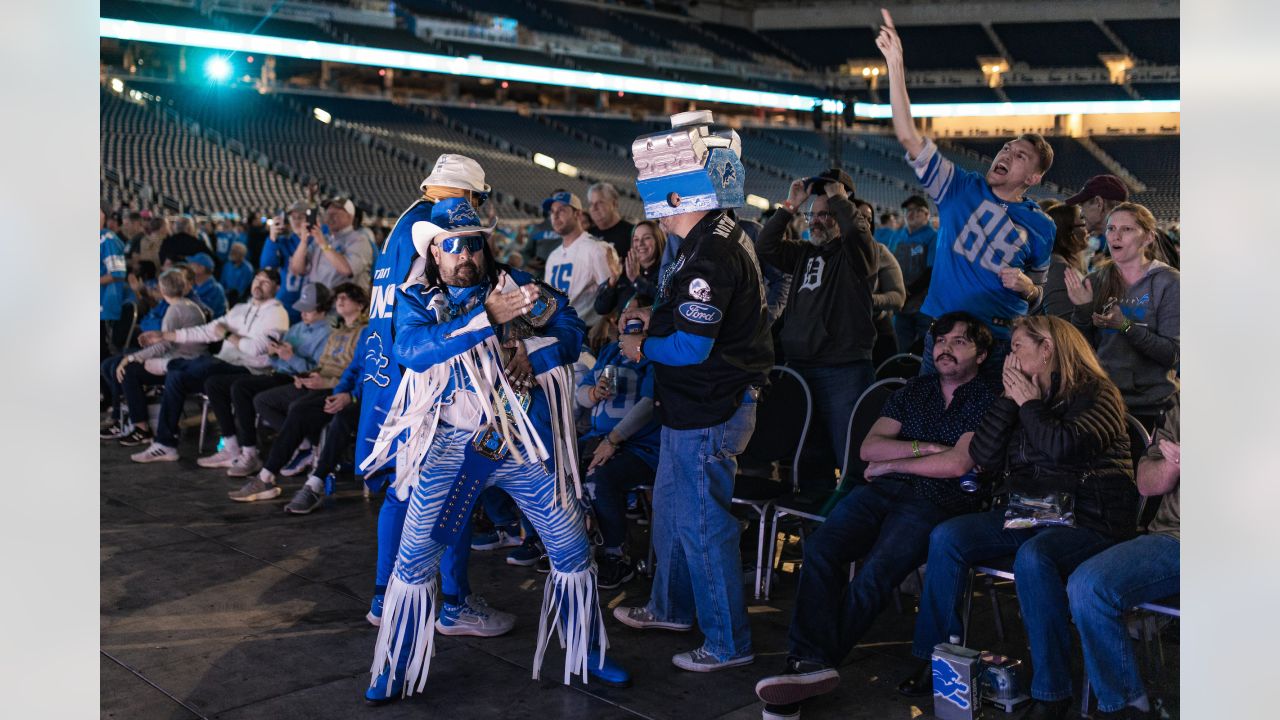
[110, 77, 124, 93]
[556, 161, 579, 178]
[99, 19, 1177, 118]
[204, 55, 232, 82]
[745, 194, 771, 210]
[313, 107, 332, 124]
[533, 153, 556, 170]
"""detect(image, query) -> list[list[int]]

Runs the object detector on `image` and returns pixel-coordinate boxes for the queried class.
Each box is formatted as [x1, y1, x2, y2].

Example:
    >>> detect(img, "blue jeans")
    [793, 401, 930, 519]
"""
[920, 331, 1010, 392]
[156, 356, 249, 447]
[789, 480, 949, 667]
[793, 362, 876, 491]
[894, 311, 933, 354]
[1068, 533, 1180, 712]
[911, 509, 1116, 701]
[648, 390, 758, 660]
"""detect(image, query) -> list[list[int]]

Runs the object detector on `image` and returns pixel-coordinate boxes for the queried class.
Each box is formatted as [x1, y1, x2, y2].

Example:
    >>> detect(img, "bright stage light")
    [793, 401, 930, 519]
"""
[204, 55, 232, 81]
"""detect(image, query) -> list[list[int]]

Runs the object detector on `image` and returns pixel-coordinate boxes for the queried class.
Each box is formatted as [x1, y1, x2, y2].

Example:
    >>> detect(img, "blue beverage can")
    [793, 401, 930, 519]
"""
[623, 318, 644, 335]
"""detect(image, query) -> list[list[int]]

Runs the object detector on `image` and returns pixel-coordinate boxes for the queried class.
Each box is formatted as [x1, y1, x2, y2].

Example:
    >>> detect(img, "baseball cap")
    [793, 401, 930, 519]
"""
[421, 153, 492, 196]
[286, 201, 309, 214]
[326, 196, 356, 217]
[901, 195, 930, 211]
[187, 252, 215, 271]
[1064, 175, 1128, 206]
[542, 191, 583, 214]
[293, 282, 333, 313]
[803, 168, 856, 195]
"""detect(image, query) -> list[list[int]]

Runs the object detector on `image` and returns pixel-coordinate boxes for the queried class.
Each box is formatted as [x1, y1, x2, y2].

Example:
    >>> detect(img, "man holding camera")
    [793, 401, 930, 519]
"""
[756, 169, 880, 492]
[290, 197, 375, 295]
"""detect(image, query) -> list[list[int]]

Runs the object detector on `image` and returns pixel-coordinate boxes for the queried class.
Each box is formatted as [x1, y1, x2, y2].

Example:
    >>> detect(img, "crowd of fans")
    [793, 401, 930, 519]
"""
[99, 16, 1179, 714]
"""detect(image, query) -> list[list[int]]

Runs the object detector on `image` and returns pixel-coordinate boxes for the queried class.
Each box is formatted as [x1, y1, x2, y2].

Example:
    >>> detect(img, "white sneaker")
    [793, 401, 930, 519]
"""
[197, 446, 240, 468]
[131, 443, 178, 463]
[228, 478, 282, 502]
[227, 451, 263, 478]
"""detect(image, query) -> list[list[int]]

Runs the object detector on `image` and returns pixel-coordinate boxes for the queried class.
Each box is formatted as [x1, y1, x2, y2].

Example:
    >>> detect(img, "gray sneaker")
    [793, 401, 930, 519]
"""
[228, 478, 281, 503]
[672, 646, 755, 672]
[283, 486, 323, 515]
[435, 596, 516, 637]
[612, 605, 693, 632]
[226, 452, 263, 477]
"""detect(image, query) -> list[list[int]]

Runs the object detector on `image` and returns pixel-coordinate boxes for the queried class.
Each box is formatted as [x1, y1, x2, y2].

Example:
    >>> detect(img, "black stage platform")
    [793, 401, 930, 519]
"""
[102, 437, 1178, 719]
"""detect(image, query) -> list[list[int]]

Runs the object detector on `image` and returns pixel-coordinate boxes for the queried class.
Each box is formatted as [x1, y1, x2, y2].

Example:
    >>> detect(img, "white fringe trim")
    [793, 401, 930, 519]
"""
[536, 363, 584, 509]
[369, 576, 438, 698]
[533, 564, 609, 684]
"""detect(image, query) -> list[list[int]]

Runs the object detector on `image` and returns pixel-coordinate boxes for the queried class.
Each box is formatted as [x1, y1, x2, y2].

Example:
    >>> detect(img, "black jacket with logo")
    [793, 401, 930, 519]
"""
[756, 195, 878, 367]
[648, 211, 774, 430]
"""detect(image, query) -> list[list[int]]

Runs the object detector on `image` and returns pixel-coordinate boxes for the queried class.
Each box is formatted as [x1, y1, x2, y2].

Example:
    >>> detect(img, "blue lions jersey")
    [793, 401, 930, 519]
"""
[578, 342, 660, 468]
[908, 140, 1054, 338]
[259, 233, 304, 322]
[100, 229, 127, 321]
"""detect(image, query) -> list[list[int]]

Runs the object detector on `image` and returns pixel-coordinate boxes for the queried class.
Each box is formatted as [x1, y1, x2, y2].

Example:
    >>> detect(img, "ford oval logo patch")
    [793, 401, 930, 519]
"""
[678, 302, 722, 325]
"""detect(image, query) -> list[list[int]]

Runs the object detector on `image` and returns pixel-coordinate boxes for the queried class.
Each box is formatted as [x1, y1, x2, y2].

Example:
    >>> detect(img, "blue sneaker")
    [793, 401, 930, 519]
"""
[436, 596, 515, 637]
[364, 664, 405, 705]
[279, 445, 315, 477]
[586, 648, 632, 688]
[506, 537, 545, 567]
[367, 594, 384, 627]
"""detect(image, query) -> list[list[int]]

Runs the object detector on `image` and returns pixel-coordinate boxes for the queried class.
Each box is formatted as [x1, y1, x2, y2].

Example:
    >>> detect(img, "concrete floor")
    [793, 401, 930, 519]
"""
[102, 434, 1179, 719]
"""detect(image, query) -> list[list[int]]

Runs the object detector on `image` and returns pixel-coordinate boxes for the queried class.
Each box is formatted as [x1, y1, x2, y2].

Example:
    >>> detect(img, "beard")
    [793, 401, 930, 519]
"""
[809, 223, 834, 245]
[441, 260, 481, 287]
[250, 285, 272, 301]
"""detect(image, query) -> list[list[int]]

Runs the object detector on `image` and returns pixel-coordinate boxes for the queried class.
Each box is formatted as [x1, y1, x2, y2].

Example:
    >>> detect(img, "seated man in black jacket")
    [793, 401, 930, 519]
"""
[900, 315, 1137, 720]
[754, 312, 996, 719]
[756, 170, 878, 492]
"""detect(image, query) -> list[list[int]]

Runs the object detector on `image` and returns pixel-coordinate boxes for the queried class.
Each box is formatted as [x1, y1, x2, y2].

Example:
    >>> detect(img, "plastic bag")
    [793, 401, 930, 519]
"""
[1003, 491, 1075, 529]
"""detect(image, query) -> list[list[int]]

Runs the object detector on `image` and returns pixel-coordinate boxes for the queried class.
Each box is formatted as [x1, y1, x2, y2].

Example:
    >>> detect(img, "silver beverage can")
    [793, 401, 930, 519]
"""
[623, 318, 644, 335]
[932, 642, 984, 720]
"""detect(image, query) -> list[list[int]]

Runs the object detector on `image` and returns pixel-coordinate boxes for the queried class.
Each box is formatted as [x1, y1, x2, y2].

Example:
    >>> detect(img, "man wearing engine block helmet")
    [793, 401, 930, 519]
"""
[614, 110, 774, 672]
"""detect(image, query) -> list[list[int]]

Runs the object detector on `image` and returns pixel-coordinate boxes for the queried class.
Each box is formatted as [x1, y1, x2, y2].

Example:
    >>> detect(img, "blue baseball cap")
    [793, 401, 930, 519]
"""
[188, 252, 215, 270]
[541, 191, 583, 215]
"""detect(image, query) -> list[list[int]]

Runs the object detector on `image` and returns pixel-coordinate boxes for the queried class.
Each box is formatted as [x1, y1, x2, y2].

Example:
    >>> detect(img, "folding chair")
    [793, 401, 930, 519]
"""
[875, 353, 922, 381]
[762, 378, 906, 600]
[731, 366, 813, 600]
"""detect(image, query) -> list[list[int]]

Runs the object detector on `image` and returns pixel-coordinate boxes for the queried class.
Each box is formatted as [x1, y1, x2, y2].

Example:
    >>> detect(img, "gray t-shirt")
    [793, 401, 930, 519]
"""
[305, 227, 374, 291]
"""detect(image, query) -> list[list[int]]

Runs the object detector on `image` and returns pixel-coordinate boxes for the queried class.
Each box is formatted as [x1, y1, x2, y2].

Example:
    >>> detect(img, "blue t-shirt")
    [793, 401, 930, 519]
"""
[213, 231, 237, 261]
[193, 277, 228, 319]
[908, 140, 1054, 338]
[873, 227, 897, 246]
[885, 224, 938, 288]
[100, 230, 127, 321]
[578, 342, 661, 468]
[220, 259, 255, 299]
[259, 233, 304, 322]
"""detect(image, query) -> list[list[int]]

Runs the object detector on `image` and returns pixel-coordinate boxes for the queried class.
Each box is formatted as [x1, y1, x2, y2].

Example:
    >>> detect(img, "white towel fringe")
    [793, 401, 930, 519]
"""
[535, 363, 584, 509]
[368, 576, 438, 698]
[532, 564, 609, 684]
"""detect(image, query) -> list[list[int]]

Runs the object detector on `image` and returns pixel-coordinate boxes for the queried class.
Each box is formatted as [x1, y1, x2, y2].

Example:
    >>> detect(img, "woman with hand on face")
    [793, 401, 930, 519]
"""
[593, 220, 666, 317]
[1064, 202, 1179, 430]
[899, 316, 1137, 720]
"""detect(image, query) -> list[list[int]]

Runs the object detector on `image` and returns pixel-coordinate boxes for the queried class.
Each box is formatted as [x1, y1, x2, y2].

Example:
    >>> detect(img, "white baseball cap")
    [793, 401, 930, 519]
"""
[420, 154, 491, 195]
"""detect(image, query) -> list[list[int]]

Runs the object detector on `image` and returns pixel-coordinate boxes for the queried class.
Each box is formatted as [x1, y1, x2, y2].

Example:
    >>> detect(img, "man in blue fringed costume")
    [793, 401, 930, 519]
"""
[362, 195, 629, 703]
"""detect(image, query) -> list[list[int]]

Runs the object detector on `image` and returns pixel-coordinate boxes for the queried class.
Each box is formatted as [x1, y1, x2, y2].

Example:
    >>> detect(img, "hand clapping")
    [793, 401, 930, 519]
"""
[485, 283, 539, 325]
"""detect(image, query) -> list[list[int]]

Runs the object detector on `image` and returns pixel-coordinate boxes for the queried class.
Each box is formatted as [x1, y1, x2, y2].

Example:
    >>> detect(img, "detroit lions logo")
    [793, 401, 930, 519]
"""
[688, 277, 712, 302]
[445, 202, 480, 226]
[720, 161, 737, 189]
[362, 332, 391, 388]
[932, 657, 971, 710]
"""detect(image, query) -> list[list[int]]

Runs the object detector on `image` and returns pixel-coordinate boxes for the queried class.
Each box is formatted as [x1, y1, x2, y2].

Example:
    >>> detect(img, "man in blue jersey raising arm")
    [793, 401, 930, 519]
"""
[876, 8, 1055, 385]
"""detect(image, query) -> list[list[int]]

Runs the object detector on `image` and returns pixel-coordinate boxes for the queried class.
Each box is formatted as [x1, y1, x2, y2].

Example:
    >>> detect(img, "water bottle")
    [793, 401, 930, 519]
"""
[324, 473, 336, 496]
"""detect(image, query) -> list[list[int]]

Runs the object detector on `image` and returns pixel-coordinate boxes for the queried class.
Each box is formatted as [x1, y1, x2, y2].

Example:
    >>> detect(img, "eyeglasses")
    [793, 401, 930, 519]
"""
[803, 211, 834, 222]
[439, 234, 485, 254]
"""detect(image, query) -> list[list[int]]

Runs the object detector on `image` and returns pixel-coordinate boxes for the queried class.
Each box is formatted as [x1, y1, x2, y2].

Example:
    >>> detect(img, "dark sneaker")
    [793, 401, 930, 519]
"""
[755, 658, 841, 705]
[506, 537, 545, 567]
[284, 486, 323, 515]
[100, 422, 127, 440]
[597, 554, 636, 590]
[763, 703, 801, 720]
[672, 646, 755, 672]
[228, 478, 281, 502]
[535, 555, 551, 574]
[612, 606, 693, 632]
[471, 526, 522, 551]
[117, 426, 154, 447]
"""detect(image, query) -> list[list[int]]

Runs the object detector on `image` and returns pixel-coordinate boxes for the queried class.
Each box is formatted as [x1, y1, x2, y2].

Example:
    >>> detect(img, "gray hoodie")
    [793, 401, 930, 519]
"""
[128, 297, 209, 373]
[1072, 260, 1179, 413]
